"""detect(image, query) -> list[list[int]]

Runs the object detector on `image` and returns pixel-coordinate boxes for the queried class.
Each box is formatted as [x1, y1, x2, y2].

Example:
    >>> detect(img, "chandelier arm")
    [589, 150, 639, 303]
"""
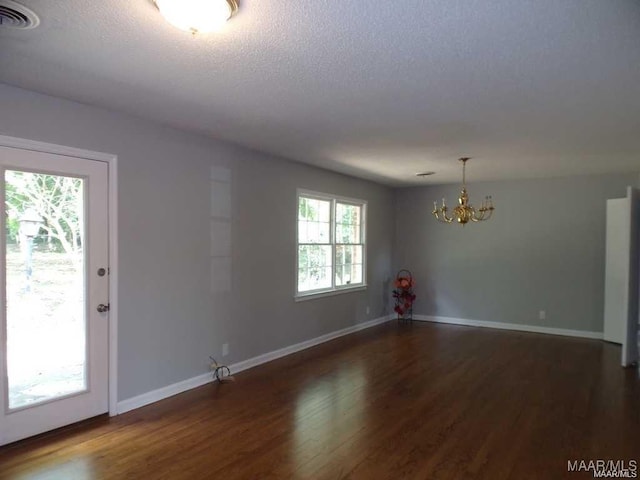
[433, 206, 454, 223]
[475, 207, 494, 222]
[470, 207, 483, 222]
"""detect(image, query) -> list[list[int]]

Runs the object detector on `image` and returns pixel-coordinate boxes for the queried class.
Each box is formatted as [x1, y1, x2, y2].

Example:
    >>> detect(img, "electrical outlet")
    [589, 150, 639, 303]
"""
[366, 306, 370, 315]
[539, 310, 546, 321]
[222, 343, 229, 356]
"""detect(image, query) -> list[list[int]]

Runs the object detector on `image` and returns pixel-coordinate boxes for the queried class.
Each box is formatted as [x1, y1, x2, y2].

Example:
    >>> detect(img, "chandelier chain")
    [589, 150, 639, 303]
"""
[461, 158, 467, 187]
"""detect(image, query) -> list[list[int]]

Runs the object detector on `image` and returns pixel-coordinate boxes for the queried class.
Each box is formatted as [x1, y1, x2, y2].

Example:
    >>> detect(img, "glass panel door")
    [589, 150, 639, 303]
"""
[0, 145, 109, 446]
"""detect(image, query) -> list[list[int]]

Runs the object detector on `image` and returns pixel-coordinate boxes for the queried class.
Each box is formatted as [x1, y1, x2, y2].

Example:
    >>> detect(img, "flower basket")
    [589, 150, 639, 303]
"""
[393, 269, 415, 321]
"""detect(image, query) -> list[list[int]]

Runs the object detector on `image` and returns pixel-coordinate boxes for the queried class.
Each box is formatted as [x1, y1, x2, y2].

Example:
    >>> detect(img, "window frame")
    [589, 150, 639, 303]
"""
[295, 189, 367, 300]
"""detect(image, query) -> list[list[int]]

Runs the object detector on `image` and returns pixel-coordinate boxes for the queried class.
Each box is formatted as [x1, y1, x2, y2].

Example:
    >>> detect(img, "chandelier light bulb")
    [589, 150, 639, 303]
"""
[155, 0, 238, 34]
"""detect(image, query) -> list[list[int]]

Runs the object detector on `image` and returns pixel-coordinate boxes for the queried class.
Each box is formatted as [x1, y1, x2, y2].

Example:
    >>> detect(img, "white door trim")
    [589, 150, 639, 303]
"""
[0, 134, 119, 416]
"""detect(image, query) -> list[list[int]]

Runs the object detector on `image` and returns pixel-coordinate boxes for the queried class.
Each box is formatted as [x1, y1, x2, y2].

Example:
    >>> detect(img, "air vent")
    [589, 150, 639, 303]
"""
[0, 0, 39, 29]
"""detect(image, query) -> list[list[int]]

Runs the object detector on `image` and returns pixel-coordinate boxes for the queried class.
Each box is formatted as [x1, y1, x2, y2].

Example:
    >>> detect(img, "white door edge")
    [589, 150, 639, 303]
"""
[622, 186, 640, 367]
[604, 198, 628, 344]
[0, 134, 119, 416]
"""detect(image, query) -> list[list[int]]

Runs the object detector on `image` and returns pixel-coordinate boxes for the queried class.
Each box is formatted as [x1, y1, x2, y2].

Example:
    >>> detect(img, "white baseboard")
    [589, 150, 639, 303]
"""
[116, 314, 392, 414]
[116, 372, 213, 414]
[413, 315, 604, 340]
[229, 314, 393, 375]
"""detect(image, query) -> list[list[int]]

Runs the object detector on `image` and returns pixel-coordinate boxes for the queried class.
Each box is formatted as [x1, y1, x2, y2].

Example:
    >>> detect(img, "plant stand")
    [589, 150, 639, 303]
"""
[393, 269, 415, 322]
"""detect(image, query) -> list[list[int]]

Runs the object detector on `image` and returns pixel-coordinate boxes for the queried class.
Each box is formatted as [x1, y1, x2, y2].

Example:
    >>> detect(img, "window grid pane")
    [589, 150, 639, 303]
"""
[298, 197, 331, 245]
[335, 244, 363, 286]
[298, 244, 332, 292]
[335, 202, 361, 244]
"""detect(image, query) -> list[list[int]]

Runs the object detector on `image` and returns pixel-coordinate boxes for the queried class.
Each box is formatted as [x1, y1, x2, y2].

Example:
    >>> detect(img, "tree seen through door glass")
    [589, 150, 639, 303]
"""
[5, 170, 87, 409]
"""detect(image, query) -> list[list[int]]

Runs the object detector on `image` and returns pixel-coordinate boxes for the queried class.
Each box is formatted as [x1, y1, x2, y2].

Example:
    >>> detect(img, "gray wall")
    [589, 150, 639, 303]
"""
[395, 174, 635, 332]
[0, 83, 394, 401]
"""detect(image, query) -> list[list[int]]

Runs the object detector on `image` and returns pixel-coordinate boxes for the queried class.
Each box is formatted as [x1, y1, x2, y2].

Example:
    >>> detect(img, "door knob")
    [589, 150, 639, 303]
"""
[97, 303, 110, 313]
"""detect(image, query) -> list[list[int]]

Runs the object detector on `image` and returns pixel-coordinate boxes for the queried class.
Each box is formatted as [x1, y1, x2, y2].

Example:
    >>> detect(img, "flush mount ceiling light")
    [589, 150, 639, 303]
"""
[154, 0, 238, 34]
[432, 157, 494, 225]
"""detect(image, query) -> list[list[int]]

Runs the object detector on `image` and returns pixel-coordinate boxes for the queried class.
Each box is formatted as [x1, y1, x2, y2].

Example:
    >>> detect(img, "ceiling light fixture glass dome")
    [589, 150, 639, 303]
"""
[154, 0, 238, 34]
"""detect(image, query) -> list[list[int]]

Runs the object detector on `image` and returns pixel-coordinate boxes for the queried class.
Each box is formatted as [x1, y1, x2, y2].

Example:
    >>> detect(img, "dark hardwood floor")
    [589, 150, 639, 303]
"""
[0, 322, 638, 479]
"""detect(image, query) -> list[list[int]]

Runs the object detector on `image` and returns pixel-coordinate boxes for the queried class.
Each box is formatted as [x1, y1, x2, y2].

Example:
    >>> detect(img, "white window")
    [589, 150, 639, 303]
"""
[296, 190, 366, 298]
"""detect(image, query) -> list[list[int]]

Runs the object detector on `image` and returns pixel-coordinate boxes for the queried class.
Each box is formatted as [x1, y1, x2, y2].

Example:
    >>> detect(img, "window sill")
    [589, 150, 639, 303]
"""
[294, 285, 367, 302]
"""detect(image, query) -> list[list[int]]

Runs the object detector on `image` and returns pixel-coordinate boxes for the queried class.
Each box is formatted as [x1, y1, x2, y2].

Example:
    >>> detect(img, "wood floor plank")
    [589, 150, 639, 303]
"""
[0, 322, 638, 479]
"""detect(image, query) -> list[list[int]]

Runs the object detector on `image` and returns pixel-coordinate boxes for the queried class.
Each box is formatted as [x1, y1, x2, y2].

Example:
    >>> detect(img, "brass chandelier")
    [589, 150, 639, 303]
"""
[432, 158, 494, 225]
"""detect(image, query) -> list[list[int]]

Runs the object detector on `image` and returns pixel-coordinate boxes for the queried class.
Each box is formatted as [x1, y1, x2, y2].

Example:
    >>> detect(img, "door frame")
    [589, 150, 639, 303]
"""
[0, 134, 119, 416]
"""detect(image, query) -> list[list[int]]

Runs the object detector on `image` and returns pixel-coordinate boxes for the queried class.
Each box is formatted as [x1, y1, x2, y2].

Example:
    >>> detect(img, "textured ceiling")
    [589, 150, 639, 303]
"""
[1, 0, 639, 186]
